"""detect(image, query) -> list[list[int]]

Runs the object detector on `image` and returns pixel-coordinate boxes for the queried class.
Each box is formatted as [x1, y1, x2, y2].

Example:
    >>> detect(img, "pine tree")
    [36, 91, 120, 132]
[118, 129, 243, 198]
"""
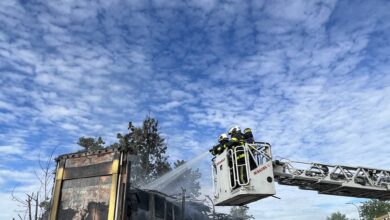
[77, 136, 105, 151]
[114, 115, 171, 186]
[76, 116, 190, 189]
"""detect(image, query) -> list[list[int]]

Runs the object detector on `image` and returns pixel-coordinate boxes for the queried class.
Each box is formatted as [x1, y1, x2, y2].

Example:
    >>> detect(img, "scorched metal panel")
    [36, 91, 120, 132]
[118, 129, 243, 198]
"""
[57, 176, 112, 220]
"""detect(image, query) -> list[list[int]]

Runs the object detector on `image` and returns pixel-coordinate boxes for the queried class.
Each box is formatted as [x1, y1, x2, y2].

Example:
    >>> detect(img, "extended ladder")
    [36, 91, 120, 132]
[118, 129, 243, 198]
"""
[273, 160, 390, 200]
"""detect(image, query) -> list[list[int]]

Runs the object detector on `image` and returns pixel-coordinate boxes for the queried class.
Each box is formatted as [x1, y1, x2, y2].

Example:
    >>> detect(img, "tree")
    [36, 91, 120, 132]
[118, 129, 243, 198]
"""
[326, 212, 349, 220]
[11, 191, 39, 220]
[77, 136, 105, 151]
[229, 206, 254, 220]
[360, 200, 390, 220]
[35, 148, 57, 220]
[12, 149, 57, 220]
[114, 115, 171, 186]
[162, 160, 202, 199]
[74, 115, 202, 198]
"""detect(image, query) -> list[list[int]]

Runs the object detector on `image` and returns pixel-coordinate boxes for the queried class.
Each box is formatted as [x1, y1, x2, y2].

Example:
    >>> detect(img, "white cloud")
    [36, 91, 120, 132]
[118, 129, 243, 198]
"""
[0, 0, 389, 219]
[0, 145, 24, 155]
[0, 193, 21, 220]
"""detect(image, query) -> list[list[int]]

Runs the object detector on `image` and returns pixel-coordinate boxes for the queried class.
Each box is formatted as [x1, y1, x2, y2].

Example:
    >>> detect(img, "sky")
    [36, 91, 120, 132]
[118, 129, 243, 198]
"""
[0, 0, 389, 219]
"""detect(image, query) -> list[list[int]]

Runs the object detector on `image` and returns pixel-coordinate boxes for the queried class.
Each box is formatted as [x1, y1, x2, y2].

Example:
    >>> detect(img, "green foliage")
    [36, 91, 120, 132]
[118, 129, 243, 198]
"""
[229, 206, 254, 220]
[77, 136, 105, 151]
[76, 115, 202, 197]
[360, 200, 390, 220]
[39, 200, 50, 210]
[114, 115, 171, 186]
[326, 212, 349, 220]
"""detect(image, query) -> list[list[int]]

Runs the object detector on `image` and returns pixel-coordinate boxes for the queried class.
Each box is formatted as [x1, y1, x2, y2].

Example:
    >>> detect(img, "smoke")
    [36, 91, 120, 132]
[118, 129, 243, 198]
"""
[143, 151, 209, 191]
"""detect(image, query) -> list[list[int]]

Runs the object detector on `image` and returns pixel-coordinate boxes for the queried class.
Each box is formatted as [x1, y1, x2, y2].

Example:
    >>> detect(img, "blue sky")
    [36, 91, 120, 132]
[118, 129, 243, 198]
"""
[0, 0, 389, 219]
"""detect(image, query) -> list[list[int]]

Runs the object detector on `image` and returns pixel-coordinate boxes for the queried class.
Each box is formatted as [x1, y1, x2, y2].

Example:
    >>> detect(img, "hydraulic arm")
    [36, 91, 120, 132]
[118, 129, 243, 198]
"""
[212, 143, 390, 206]
[273, 160, 390, 200]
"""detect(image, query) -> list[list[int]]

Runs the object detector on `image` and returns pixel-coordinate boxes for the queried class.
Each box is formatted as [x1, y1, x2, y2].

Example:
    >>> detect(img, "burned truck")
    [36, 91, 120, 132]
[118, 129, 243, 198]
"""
[49, 147, 210, 220]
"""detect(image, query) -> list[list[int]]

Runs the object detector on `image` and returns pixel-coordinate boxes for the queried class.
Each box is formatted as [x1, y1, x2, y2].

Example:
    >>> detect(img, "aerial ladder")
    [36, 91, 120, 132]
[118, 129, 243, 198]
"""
[211, 142, 390, 206]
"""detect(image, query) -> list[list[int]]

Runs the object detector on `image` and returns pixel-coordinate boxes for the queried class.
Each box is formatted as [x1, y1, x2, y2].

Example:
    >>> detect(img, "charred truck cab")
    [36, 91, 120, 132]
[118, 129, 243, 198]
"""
[212, 142, 276, 206]
[49, 147, 210, 220]
[49, 147, 132, 220]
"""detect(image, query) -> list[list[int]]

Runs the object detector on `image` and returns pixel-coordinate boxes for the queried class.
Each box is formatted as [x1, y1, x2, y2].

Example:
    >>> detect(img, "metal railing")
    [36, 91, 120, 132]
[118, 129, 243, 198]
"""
[228, 149, 238, 189]
[230, 142, 273, 187]
[233, 146, 250, 186]
[246, 142, 272, 166]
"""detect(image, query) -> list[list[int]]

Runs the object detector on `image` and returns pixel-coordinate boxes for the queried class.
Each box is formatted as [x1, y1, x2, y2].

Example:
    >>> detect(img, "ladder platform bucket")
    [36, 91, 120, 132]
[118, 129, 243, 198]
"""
[212, 143, 276, 206]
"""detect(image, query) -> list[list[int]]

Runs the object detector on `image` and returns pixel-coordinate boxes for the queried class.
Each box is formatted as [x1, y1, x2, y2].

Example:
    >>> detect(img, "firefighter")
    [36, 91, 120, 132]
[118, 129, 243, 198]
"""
[217, 133, 229, 154]
[227, 126, 248, 185]
[243, 128, 255, 143]
[209, 143, 219, 156]
[227, 126, 245, 149]
[209, 145, 218, 156]
[243, 127, 257, 170]
[209, 133, 229, 156]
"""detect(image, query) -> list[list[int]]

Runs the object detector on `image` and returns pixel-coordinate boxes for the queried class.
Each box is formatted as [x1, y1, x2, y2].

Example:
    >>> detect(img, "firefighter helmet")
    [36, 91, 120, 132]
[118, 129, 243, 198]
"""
[228, 126, 241, 135]
[244, 128, 252, 134]
[219, 133, 228, 142]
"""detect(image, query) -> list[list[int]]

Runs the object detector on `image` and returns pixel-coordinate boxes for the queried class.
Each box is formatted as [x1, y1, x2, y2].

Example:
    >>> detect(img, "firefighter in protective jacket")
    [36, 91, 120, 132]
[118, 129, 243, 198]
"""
[244, 127, 257, 169]
[227, 126, 245, 149]
[243, 128, 255, 143]
[209, 133, 229, 156]
[227, 126, 248, 184]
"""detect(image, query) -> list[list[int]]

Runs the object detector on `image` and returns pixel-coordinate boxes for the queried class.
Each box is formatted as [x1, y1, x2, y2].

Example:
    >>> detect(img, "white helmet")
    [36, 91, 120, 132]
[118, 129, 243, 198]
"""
[228, 125, 241, 135]
[219, 133, 228, 142]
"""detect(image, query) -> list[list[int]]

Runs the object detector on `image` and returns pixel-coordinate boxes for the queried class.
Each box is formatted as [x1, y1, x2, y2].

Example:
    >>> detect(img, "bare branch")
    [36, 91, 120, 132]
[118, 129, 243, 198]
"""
[38, 151, 44, 172]
[12, 146, 58, 220]
[34, 192, 38, 220]
[33, 169, 44, 186]
[11, 188, 28, 206]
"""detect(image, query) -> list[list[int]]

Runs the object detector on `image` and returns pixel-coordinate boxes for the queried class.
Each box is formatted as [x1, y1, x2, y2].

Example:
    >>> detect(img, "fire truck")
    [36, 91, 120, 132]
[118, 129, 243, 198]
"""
[48, 143, 390, 219]
[212, 142, 390, 206]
